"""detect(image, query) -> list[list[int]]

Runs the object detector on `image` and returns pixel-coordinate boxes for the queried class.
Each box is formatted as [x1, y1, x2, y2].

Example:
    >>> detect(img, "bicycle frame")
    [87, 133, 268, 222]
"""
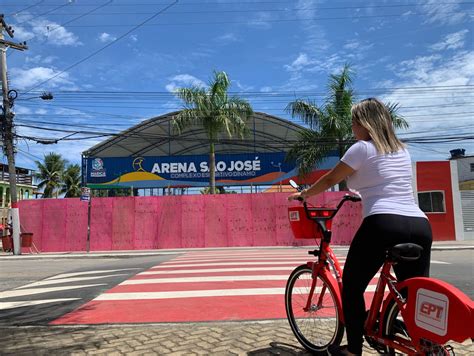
[288, 183, 473, 355]
[305, 236, 473, 355]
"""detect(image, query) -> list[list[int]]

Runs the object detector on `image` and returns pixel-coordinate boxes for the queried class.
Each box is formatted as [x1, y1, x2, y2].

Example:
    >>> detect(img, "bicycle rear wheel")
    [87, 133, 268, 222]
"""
[285, 264, 344, 354]
[383, 299, 452, 355]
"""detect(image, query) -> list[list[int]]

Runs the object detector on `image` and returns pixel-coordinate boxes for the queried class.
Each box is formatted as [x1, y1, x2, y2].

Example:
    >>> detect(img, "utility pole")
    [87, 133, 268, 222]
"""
[0, 15, 28, 255]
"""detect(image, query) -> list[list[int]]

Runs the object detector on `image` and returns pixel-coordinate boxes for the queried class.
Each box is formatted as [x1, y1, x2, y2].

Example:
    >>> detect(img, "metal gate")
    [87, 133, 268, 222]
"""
[461, 190, 474, 240]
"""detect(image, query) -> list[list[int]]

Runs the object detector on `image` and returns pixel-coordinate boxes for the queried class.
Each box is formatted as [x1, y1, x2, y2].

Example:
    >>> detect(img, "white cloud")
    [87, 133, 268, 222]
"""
[284, 53, 312, 72]
[260, 86, 273, 92]
[418, 0, 467, 25]
[430, 30, 469, 51]
[98, 32, 117, 43]
[17, 20, 81, 46]
[165, 74, 206, 92]
[130, 35, 138, 42]
[215, 33, 239, 44]
[383, 50, 474, 159]
[25, 55, 57, 65]
[234, 80, 253, 91]
[247, 12, 273, 30]
[10, 67, 74, 90]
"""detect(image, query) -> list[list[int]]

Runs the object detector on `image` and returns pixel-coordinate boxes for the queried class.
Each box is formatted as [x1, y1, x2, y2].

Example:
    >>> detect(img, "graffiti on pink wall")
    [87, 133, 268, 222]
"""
[18, 192, 362, 252]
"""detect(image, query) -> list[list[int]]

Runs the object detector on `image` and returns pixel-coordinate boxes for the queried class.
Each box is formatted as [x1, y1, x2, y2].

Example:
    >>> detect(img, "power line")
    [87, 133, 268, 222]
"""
[10, 2, 474, 16]
[22, 0, 179, 94]
[27, 10, 472, 28]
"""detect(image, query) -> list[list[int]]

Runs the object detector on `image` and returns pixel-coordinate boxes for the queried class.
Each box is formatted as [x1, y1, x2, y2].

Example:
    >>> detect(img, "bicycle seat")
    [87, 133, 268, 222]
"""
[386, 243, 423, 262]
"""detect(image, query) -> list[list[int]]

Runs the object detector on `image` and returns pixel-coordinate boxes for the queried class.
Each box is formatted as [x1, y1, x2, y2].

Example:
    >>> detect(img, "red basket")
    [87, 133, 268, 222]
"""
[288, 206, 336, 239]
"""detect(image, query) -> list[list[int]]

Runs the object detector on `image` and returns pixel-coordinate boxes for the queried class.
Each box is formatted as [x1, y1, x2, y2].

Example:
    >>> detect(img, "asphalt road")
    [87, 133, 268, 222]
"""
[0, 249, 472, 327]
[0, 254, 180, 326]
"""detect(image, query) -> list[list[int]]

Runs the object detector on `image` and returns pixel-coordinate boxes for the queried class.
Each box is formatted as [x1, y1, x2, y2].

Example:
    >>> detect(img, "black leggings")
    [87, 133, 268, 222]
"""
[342, 214, 432, 354]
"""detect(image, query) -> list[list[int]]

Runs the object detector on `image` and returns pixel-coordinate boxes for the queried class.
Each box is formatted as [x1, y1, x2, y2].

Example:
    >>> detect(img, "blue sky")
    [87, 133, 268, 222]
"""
[3, 0, 473, 170]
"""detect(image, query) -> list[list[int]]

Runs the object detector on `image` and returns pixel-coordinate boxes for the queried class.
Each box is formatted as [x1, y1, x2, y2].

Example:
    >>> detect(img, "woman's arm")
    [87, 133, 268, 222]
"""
[288, 161, 355, 200]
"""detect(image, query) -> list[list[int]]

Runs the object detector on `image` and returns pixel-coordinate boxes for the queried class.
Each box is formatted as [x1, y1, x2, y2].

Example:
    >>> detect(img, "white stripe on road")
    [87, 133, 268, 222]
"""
[97, 285, 377, 300]
[431, 260, 450, 265]
[122, 275, 291, 284]
[161, 257, 331, 264]
[152, 261, 313, 268]
[0, 298, 80, 311]
[45, 268, 140, 280]
[123, 273, 379, 284]
[0, 284, 106, 298]
[139, 267, 295, 275]
[16, 274, 130, 289]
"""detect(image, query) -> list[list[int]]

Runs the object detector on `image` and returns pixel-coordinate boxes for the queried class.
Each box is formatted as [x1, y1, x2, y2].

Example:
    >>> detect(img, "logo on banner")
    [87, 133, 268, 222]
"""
[91, 158, 106, 177]
[132, 157, 146, 172]
[415, 288, 449, 336]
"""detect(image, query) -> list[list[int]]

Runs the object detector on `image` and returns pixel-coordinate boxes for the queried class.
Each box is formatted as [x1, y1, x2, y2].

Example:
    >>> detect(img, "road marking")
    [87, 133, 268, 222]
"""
[45, 268, 140, 280]
[122, 275, 290, 284]
[0, 298, 80, 311]
[97, 285, 377, 300]
[0, 284, 106, 298]
[139, 267, 295, 275]
[16, 274, 130, 289]
[162, 257, 329, 264]
[431, 260, 450, 265]
[152, 261, 315, 268]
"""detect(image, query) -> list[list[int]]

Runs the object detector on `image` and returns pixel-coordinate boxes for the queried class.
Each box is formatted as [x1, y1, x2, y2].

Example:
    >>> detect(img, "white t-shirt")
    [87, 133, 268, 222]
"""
[341, 140, 426, 219]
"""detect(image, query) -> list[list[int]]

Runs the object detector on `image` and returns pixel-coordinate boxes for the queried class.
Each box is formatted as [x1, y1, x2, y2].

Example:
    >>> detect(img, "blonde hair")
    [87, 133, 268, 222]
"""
[351, 97, 404, 154]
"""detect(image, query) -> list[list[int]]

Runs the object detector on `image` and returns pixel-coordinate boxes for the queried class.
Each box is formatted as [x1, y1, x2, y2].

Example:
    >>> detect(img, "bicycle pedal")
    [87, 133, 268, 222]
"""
[308, 249, 319, 256]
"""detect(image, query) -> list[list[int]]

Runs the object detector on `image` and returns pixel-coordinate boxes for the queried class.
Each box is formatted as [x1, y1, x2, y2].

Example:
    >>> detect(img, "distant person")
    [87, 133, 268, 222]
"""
[289, 97, 432, 356]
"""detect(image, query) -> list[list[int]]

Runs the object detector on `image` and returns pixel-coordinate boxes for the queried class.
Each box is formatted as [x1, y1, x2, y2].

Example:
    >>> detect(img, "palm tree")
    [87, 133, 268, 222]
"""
[35, 152, 66, 198]
[286, 64, 408, 182]
[173, 71, 253, 194]
[60, 164, 81, 198]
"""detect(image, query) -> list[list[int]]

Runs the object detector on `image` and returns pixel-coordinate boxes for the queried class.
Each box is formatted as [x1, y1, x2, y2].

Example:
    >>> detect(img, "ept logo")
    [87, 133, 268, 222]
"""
[420, 301, 444, 320]
[415, 288, 449, 336]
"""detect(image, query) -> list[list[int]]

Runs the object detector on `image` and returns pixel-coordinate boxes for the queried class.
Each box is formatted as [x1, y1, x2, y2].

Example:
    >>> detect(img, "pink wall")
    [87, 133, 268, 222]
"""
[18, 192, 362, 252]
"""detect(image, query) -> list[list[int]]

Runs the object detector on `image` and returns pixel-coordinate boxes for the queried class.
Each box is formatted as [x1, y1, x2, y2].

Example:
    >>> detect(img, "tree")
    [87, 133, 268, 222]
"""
[173, 71, 253, 194]
[286, 64, 408, 182]
[60, 164, 81, 198]
[35, 152, 66, 198]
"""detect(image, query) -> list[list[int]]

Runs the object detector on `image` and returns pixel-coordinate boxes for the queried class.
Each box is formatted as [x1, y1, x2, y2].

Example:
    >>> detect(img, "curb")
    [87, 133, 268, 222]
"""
[1, 244, 472, 259]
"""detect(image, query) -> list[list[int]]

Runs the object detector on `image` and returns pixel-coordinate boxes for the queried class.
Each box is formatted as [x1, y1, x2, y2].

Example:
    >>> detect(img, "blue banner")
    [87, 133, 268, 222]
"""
[83, 152, 338, 188]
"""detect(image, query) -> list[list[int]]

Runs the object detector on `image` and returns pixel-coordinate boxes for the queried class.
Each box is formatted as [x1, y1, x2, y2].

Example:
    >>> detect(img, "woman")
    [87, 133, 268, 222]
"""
[288, 98, 432, 356]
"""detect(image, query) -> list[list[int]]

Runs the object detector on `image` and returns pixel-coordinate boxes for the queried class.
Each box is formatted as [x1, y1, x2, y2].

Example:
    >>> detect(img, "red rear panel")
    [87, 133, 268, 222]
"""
[398, 277, 474, 345]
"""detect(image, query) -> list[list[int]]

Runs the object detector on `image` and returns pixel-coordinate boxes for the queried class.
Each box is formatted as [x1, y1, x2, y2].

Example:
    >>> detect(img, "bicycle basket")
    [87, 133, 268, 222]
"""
[288, 206, 335, 239]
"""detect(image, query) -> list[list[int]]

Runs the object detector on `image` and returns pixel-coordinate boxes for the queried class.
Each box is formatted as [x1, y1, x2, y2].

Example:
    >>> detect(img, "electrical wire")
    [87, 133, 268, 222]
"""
[22, 0, 179, 95]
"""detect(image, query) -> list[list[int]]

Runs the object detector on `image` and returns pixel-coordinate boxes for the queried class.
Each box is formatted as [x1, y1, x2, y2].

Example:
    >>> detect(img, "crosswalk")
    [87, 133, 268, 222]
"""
[52, 249, 356, 325]
[0, 268, 139, 311]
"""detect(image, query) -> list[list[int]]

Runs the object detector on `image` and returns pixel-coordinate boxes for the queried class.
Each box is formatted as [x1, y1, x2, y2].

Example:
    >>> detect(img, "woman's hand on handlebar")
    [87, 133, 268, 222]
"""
[288, 190, 306, 201]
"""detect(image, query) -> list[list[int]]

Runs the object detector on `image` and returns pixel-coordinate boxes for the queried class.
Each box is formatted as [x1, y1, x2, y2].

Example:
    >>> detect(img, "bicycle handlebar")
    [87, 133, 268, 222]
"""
[289, 179, 361, 221]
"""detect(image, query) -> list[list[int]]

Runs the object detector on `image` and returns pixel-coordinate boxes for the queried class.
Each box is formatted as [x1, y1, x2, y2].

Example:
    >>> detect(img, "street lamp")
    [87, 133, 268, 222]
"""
[270, 161, 283, 192]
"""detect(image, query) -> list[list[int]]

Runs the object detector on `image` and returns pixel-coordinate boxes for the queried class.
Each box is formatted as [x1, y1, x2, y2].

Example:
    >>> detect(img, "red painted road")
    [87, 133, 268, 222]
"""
[51, 249, 378, 325]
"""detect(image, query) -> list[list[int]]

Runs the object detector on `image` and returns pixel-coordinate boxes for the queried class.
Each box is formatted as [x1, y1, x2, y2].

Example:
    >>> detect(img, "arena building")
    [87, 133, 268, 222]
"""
[81, 111, 339, 195]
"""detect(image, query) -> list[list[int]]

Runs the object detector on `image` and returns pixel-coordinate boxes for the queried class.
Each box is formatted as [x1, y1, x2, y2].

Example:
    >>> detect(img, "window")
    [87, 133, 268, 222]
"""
[470, 163, 474, 172]
[418, 191, 445, 213]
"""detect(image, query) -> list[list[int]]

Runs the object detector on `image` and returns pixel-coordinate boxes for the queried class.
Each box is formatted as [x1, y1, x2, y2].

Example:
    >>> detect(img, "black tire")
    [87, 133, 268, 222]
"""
[285, 264, 344, 354]
[382, 299, 450, 355]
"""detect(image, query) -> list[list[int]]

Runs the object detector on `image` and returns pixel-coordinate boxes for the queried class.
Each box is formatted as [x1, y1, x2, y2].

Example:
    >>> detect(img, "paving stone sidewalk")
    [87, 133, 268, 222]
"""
[1, 320, 472, 355]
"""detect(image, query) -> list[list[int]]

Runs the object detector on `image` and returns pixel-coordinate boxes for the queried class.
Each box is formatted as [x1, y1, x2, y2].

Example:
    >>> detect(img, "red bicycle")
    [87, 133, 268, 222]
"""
[285, 180, 474, 355]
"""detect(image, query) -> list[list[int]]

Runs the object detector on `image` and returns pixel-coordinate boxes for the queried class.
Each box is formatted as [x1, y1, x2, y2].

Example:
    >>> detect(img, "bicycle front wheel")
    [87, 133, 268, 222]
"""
[285, 264, 344, 354]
